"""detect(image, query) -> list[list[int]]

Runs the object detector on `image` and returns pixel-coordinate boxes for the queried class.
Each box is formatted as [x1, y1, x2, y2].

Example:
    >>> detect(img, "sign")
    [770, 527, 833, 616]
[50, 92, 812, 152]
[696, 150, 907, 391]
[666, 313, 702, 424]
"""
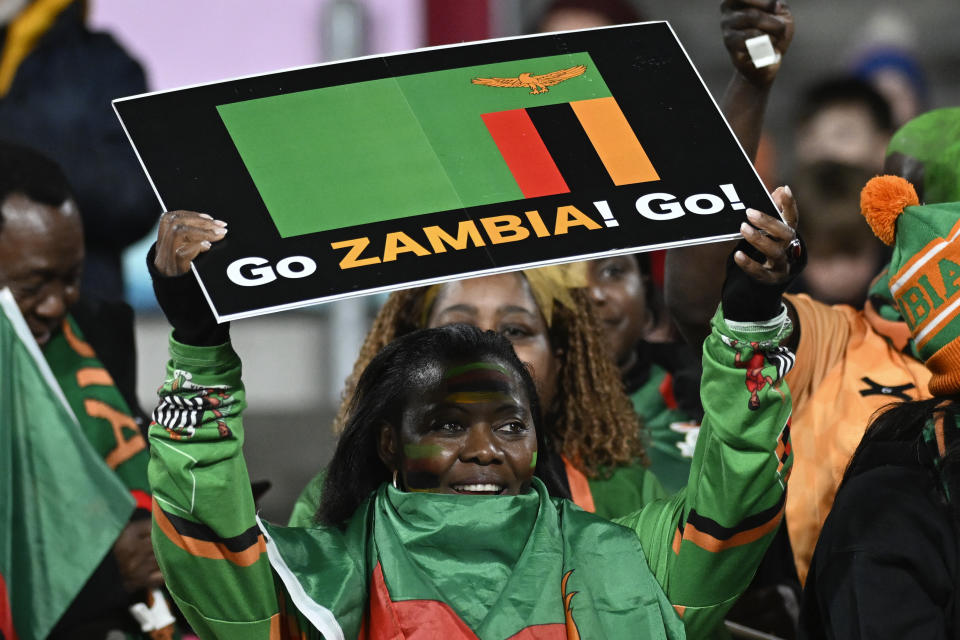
[115, 22, 774, 321]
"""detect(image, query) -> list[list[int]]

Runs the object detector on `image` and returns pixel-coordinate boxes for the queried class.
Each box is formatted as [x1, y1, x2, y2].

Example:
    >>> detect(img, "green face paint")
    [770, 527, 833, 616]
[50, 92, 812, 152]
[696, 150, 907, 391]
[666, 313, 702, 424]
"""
[530, 450, 538, 468]
[403, 443, 444, 459]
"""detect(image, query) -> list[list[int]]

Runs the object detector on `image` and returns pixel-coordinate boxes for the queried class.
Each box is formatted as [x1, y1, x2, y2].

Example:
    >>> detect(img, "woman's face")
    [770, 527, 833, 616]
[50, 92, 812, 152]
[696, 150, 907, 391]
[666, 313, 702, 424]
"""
[426, 273, 560, 408]
[585, 256, 648, 369]
[380, 358, 537, 495]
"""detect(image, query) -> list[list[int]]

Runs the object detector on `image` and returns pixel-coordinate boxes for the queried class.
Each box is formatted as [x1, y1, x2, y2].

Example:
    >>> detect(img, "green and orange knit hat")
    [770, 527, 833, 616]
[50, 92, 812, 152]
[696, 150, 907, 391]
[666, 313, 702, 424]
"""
[861, 175, 960, 396]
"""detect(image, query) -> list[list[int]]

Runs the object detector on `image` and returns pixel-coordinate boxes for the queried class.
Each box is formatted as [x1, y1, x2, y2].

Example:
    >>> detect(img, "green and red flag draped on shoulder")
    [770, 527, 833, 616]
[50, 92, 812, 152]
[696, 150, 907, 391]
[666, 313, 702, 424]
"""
[216, 53, 659, 238]
[0, 289, 134, 640]
[148, 306, 793, 639]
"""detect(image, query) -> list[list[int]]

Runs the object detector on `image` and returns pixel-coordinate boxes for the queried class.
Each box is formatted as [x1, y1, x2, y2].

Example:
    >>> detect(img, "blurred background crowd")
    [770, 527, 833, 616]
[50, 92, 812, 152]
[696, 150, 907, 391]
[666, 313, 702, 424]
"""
[5, 0, 960, 525]
[4, 0, 960, 638]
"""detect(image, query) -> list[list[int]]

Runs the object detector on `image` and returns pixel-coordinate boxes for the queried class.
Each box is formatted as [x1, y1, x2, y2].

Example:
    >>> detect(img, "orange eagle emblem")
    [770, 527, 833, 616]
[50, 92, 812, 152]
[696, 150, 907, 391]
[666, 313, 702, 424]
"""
[471, 64, 587, 94]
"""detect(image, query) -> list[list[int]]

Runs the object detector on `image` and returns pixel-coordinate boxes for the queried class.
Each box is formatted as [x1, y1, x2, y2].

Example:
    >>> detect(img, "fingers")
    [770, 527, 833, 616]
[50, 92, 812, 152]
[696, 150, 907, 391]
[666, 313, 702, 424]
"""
[740, 220, 787, 271]
[734, 249, 782, 284]
[155, 210, 228, 277]
[771, 185, 798, 230]
[722, 8, 789, 38]
[736, 205, 797, 284]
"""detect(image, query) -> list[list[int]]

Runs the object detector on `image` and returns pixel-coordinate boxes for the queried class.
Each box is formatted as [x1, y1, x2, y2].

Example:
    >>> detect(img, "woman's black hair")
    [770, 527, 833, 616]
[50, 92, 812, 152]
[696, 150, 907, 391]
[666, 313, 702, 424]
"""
[317, 323, 570, 526]
[842, 397, 960, 521]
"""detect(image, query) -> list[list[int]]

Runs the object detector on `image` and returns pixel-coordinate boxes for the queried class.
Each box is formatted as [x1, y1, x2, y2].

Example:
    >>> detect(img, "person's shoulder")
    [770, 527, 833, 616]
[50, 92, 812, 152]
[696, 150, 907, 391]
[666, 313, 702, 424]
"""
[824, 455, 953, 556]
[786, 292, 861, 325]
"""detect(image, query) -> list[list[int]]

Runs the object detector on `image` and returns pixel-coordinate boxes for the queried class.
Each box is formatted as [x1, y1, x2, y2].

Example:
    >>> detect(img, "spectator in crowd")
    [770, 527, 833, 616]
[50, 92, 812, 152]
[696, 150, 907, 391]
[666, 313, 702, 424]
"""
[799, 175, 960, 640]
[847, 8, 929, 127]
[531, 0, 644, 34]
[789, 161, 887, 307]
[793, 77, 895, 172]
[666, 105, 960, 629]
[0, 141, 173, 638]
[144, 199, 801, 638]
[0, 0, 159, 302]
[584, 253, 703, 494]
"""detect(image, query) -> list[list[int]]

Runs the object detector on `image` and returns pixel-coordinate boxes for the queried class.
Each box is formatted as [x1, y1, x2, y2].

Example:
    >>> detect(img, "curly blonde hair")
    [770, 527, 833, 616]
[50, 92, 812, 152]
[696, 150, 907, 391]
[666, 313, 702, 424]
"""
[333, 281, 647, 478]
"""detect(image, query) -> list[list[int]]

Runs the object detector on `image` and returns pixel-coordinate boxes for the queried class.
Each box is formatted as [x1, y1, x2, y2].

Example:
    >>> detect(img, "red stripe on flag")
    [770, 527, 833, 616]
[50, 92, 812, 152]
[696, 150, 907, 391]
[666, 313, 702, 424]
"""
[131, 489, 151, 512]
[482, 109, 570, 199]
[1, 571, 19, 640]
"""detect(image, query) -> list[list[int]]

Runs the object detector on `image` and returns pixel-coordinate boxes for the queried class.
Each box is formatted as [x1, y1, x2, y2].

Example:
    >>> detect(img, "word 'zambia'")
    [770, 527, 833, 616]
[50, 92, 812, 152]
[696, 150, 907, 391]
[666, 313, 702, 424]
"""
[225, 184, 744, 287]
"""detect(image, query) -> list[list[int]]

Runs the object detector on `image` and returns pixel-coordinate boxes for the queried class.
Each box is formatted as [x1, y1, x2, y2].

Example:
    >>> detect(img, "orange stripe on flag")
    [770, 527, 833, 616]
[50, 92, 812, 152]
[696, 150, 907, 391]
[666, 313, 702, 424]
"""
[570, 97, 659, 186]
[62, 318, 95, 358]
[76, 366, 114, 388]
[562, 456, 596, 513]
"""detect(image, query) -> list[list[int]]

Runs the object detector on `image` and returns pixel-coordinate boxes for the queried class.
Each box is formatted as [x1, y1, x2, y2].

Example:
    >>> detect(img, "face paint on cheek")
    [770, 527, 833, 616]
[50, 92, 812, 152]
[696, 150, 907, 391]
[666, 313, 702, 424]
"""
[403, 443, 443, 459]
[530, 450, 537, 469]
[402, 444, 445, 493]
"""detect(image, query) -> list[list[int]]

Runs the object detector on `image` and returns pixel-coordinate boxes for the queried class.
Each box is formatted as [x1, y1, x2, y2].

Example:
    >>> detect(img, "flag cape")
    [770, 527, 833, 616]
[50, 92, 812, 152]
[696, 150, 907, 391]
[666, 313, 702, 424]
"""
[261, 478, 685, 639]
[0, 289, 133, 640]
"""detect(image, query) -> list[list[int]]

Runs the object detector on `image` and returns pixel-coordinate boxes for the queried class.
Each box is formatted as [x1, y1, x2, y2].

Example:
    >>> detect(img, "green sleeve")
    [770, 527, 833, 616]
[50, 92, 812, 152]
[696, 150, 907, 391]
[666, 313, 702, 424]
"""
[148, 336, 286, 639]
[288, 470, 326, 527]
[615, 306, 794, 638]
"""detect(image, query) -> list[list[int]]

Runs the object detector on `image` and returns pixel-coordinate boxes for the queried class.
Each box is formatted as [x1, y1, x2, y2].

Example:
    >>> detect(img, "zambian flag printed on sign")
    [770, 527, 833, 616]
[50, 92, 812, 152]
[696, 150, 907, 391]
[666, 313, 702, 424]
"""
[217, 53, 659, 238]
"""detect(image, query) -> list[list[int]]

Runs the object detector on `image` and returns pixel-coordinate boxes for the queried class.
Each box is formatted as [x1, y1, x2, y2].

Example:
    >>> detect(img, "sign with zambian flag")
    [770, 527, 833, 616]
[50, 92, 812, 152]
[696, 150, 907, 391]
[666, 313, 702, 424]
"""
[0, 289, 134, 640]
[115, 22, 774, 321]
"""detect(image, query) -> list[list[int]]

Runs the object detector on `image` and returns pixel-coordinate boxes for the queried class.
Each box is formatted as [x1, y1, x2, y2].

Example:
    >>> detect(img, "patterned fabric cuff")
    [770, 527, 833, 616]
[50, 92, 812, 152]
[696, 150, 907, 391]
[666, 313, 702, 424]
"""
[713, 303, 792, 349]
[169, 333, 238, 367]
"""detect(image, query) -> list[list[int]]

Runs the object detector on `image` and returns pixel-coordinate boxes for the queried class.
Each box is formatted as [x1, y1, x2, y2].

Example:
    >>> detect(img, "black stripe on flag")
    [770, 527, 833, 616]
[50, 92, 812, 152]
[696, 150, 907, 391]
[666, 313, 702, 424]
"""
[525, 103, 613, 193]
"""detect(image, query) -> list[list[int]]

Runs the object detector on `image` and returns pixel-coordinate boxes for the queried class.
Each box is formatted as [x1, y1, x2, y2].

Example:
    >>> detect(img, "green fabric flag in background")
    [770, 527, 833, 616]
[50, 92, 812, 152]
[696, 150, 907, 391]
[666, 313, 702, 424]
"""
[0, 288, 133, 640]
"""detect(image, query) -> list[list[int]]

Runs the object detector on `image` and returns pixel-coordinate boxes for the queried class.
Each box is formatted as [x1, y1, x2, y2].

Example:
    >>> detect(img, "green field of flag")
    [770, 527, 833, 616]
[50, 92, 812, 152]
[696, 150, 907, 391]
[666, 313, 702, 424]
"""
[217, 52, 610, 238]
[0, 290, 133, 640]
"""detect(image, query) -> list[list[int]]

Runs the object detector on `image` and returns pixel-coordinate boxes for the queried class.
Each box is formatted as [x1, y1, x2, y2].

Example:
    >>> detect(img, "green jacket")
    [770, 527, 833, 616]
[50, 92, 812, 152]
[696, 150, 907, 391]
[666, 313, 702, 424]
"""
[148, 308, 794, 639]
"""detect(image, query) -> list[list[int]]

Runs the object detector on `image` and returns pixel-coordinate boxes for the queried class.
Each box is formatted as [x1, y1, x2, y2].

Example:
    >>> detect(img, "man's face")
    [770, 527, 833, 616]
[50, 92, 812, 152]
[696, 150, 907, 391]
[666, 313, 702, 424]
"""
[0, 193, 83, 346]
[795, 103, 891, 171]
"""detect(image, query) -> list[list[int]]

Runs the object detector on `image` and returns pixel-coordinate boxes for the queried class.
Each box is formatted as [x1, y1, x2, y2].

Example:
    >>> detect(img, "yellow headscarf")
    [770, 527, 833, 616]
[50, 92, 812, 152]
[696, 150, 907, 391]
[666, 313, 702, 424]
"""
[419, 262, 588, 328]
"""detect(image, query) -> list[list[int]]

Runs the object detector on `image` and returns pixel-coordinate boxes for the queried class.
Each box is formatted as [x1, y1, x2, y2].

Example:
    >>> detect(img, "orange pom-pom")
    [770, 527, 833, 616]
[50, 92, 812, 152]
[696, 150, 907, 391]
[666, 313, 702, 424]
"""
[860, 175, 920, 245]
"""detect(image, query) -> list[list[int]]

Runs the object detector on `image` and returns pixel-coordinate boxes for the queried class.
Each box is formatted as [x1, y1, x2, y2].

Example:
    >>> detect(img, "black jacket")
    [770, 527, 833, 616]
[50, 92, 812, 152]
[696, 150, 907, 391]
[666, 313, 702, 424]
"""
[0, 2, 158, 301]
[799, 439, 960, 639]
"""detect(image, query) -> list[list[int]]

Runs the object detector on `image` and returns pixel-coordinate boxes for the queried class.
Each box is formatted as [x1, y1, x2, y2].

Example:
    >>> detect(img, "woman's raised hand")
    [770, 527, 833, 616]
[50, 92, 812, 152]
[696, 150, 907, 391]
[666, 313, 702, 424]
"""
[154, 210, 228, 277]
[733, 185, 801, 286]
[721, 0, 794, 87]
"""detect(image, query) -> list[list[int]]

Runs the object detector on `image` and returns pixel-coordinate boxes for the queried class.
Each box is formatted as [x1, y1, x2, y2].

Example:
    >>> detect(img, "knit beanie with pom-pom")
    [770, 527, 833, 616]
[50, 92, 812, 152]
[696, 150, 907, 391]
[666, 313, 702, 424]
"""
[861, 174, 960, 395]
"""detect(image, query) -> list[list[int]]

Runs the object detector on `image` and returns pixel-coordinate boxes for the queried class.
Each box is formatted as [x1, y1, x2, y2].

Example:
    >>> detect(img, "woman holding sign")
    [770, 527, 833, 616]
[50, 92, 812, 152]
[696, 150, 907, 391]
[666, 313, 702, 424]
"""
[285, 264, 662, 522]
[146, 201, 801, 638]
